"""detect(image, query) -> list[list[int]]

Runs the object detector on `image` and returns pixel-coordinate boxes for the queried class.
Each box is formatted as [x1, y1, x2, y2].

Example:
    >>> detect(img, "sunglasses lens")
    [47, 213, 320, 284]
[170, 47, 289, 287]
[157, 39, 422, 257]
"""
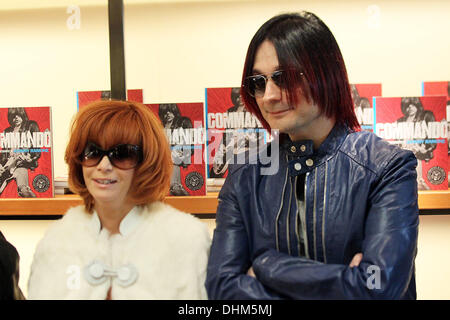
[245, 70, 292, 98]
[109, 145, 142, 169]
[82, 144, 103, 167]
[81, 143, 142, 169]
[271, 70, 286, 88]
[246, 75, 267, 97]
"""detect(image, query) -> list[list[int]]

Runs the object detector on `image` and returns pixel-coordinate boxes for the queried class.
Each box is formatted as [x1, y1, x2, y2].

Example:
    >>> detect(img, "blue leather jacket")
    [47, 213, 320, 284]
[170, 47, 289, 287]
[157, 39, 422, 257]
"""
[206, 124, 419, 299]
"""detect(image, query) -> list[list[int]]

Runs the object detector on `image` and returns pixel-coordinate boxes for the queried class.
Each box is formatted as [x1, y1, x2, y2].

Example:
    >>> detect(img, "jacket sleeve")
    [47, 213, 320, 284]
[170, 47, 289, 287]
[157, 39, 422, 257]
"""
[0, 231, 25, 300]
[205, 170, 285, 300]
[252, 150, 419, 299]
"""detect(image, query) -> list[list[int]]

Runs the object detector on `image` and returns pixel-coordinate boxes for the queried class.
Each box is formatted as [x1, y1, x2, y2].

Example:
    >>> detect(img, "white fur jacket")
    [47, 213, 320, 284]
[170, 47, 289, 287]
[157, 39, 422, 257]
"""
[27, 202, 211, 300]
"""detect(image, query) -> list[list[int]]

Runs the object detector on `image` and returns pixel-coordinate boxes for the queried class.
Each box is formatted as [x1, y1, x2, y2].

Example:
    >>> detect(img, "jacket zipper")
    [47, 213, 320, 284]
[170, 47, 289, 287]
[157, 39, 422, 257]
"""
[286, 175, 293, 255]
[275, 162, 289, 252]
[313, 169, 318, 261]
[322, 161, 328, 264]
[294, 175, 300, 256]
[302, 172, 310, 259]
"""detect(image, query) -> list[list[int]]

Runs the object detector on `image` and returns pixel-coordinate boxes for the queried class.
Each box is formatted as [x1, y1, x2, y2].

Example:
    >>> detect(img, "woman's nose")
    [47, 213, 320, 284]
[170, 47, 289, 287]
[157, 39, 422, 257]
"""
[96, 155, 113, 171]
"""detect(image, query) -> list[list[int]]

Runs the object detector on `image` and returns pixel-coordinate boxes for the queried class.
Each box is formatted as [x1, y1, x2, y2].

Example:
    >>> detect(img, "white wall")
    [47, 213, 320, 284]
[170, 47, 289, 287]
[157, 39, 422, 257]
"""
[0, 0, 449, 300]
[416, 215, 450, 300]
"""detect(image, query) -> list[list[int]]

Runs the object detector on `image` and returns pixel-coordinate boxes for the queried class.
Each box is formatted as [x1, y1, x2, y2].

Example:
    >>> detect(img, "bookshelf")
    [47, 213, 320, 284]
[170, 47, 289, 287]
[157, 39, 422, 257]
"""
[0, 190, 448, 216]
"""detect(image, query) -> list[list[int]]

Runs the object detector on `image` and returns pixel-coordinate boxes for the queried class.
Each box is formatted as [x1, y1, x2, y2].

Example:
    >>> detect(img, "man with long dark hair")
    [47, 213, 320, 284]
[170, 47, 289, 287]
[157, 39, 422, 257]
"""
[206, 12, 419, 299]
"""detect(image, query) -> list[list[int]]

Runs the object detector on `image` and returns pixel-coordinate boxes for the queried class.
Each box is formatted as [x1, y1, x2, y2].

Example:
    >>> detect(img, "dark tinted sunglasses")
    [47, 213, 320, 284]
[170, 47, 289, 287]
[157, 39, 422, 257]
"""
[81, 142, 143, 170]
[243, 70, 303, 98]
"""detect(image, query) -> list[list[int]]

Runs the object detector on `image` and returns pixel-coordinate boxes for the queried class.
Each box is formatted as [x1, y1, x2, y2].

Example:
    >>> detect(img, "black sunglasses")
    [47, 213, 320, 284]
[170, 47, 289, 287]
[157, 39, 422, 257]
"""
[80, 142, 143, 170]
[243, 70, 303, 98]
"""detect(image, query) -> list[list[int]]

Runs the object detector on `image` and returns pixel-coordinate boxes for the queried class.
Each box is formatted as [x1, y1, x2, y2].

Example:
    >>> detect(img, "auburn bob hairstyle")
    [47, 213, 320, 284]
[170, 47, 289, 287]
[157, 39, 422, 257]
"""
[241, 11, 360, 132]
[65, 100, 172, 213]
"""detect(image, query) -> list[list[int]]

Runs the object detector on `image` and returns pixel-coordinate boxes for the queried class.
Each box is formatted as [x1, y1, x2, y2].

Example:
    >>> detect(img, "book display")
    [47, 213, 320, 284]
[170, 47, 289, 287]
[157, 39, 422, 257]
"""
[0, 106, 54, 198]
[374, 96, 448, 190]
[422, 81, 450, 187]
[351, 83, 382, 132]
[147, 102, 207, 196]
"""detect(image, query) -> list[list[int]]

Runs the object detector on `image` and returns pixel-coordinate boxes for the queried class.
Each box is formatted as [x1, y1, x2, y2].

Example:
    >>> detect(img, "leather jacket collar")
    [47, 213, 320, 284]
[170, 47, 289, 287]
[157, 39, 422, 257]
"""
[279, 124, 351, 176]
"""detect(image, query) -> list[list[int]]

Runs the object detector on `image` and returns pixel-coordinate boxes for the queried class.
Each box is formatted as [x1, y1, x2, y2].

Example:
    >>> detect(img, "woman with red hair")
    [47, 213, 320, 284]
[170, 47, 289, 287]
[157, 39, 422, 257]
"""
[28, 100, 210, 299]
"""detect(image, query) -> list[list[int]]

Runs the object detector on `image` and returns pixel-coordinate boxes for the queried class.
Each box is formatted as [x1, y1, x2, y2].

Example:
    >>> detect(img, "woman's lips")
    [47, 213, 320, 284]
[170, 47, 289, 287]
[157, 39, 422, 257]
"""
[93, 179, 117, 186]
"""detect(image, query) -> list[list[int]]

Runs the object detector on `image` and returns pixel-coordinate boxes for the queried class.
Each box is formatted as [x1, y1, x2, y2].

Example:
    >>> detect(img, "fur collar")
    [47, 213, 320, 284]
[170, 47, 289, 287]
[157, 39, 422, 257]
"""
[28, 202, 210, 300]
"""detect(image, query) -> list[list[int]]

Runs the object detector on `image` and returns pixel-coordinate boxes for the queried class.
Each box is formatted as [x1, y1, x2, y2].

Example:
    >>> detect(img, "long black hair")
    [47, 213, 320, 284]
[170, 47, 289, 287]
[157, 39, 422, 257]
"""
[241, 12, 359, 131]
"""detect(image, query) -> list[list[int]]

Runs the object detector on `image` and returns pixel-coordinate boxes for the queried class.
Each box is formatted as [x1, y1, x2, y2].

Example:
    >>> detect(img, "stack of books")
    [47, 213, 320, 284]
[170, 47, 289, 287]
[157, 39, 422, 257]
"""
[54, 175, 73, 195]
[206, 178, 224, 193]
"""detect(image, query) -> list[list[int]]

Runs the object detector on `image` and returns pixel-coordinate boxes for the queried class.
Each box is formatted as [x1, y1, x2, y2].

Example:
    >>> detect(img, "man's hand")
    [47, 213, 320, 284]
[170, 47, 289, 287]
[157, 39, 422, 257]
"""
[349, 253, 363, 268]
[247, 267, 256, 278]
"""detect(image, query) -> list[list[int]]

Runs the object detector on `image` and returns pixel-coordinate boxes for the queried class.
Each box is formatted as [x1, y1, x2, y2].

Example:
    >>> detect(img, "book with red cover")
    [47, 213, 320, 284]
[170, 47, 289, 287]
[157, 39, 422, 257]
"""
[146, 102, 206, 196]
[0, 106, 54, 198]
[350, 83, 382, 132]
[422, 81, 450, 187]
[77, 89, 143, 110]
[374, 96, 448, 190]
[205, 87, 266, 180]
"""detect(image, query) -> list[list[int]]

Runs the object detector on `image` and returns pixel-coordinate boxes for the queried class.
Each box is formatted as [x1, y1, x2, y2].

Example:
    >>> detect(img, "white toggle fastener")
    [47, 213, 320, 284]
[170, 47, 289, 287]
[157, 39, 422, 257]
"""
[84, 260, 139, 288]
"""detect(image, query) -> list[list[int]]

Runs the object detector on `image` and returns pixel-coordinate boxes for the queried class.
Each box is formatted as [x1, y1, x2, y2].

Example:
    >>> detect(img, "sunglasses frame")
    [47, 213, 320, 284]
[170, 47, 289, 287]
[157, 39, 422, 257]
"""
[80, 142, 143, 170]
[243, 69, 304, 98]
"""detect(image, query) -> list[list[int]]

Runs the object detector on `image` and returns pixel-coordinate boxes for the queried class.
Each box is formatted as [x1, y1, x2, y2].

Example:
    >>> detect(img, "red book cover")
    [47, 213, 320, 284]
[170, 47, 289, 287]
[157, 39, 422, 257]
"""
[205, 87, 266, 179]
[351, 83, 382, 132]
[77, 89, 143, 109]
[0, 106, 54, 198]
[422, 81, 450, 187]
[374, 96, 448, 190]
[146, 102, 206, 196]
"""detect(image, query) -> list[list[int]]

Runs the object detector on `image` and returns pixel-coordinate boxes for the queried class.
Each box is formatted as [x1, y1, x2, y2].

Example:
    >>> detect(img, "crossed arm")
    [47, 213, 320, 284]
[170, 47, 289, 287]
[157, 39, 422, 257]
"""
[206, 151, 419, 300]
